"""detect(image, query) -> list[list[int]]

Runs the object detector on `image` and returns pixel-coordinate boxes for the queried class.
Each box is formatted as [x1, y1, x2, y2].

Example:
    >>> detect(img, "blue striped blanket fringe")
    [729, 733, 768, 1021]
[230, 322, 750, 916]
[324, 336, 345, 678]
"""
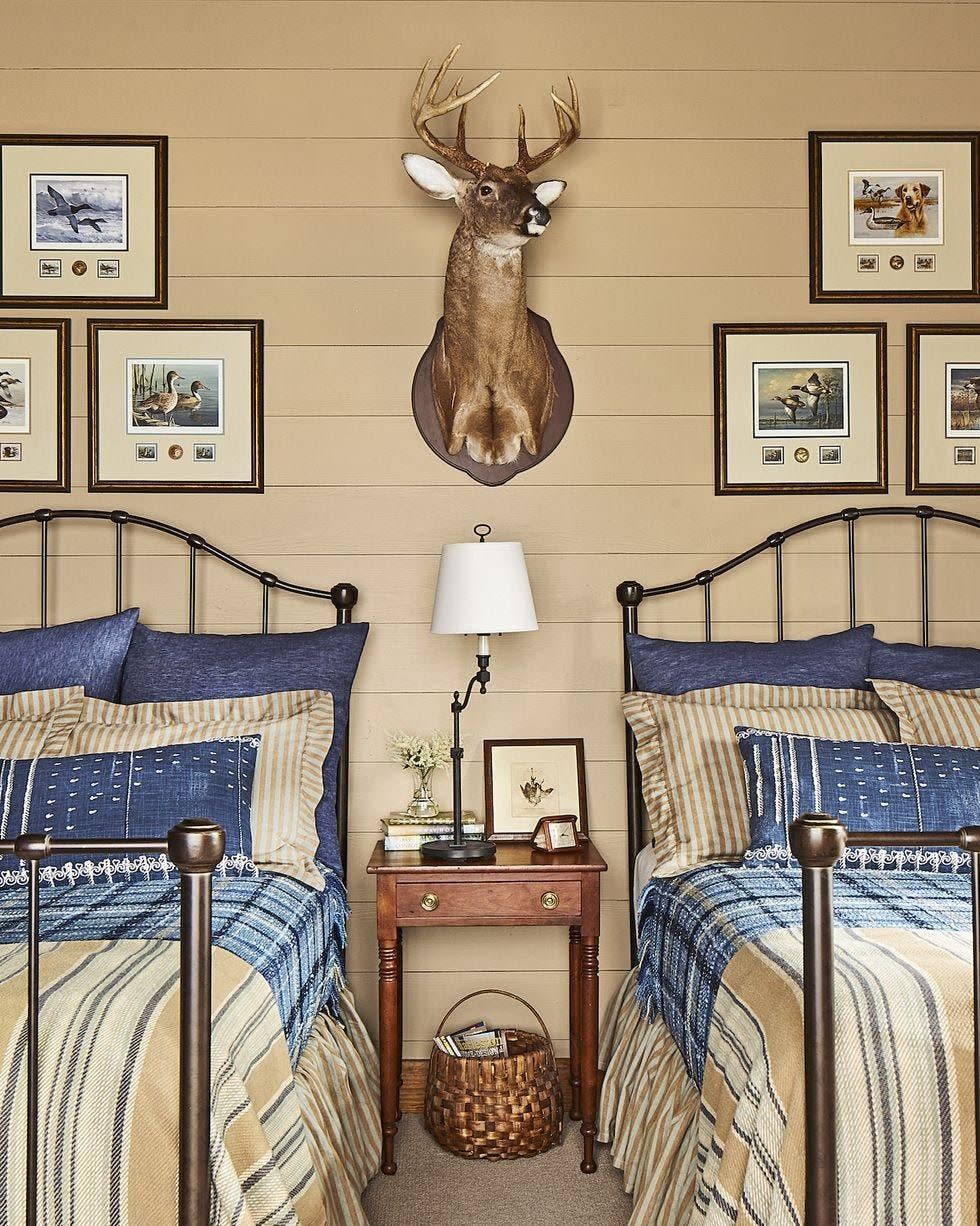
[0, 864, 348, 1066]
[635, 863, 973, 1088]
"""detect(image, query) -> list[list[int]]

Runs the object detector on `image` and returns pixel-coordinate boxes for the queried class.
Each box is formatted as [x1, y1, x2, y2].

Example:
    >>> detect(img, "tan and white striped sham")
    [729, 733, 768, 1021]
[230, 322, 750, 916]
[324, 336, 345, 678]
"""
[872, 678, 980, 748]
[623, 684, 900, 878]
[44, 691, 334, 889]
[0, 687, 85, 760]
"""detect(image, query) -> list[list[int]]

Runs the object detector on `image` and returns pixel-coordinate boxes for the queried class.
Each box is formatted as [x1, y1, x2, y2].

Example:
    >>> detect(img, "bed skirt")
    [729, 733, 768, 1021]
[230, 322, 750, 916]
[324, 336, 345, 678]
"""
[597, 971, 699, 1226]
[294, 989, 381, 1226]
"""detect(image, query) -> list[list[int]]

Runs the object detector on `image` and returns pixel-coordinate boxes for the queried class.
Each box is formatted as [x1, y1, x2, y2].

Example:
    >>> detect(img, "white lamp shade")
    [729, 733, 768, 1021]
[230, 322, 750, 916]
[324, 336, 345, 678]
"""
[430, 541, 538, 635]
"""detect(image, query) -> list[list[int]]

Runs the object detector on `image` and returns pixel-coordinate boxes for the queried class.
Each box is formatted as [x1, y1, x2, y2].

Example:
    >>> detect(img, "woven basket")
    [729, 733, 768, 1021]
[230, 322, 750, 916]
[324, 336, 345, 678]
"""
[425, 989, 563, 1161]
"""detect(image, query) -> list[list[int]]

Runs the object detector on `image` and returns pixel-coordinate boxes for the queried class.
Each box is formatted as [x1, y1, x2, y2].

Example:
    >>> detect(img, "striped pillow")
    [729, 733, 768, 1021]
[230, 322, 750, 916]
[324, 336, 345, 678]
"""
[0, 687, 85, 759]
[623, 684, 900, 877]
[872, 678, 980, 749]
[42, 691, 333, 889]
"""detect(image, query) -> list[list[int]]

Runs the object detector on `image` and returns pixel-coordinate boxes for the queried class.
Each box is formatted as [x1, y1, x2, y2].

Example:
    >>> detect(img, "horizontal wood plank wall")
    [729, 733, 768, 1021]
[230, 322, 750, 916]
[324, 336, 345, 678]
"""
[3, 0, 980, 1058]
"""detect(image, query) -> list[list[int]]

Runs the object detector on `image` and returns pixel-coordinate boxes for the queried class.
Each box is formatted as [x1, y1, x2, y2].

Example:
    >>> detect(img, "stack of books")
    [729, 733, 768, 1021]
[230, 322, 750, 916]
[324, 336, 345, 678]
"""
[433, 1019, 509, 1060]
[382, 811, 483, 851]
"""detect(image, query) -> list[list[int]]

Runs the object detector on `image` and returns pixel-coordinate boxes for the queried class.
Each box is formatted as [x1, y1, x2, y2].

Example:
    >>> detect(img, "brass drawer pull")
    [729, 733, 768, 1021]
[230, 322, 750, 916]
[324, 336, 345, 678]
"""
[541, 891, 560, 910]
[420, 892, 440, 912]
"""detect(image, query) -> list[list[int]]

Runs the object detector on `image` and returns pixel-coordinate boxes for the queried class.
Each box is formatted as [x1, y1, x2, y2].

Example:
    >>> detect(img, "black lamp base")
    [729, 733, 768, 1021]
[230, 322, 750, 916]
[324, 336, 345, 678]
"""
[419, 838, 497, 862]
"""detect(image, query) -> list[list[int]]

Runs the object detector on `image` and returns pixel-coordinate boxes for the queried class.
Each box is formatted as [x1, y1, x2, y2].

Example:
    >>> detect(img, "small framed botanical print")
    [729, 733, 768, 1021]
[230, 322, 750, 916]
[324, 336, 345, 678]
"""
[88, 319, 263, 493]
[483, 738, 588, 842]
[714, 323, 887, 495]
[809, 132, 980, 303]
[907, 323, 980, 493]
[0, 135, 167, 308]
[0, 319, 70, 492]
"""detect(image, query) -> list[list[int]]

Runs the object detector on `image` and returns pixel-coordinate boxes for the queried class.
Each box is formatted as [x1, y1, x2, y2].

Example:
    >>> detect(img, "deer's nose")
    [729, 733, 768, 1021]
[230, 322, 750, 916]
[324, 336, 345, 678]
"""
[523, 203, 551, 235]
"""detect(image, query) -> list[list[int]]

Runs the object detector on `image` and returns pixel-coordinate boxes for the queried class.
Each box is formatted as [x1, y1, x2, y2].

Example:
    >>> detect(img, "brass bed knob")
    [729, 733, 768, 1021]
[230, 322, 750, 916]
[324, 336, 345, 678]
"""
[420, 892, 440, 912]
[541, 891, 560, 910]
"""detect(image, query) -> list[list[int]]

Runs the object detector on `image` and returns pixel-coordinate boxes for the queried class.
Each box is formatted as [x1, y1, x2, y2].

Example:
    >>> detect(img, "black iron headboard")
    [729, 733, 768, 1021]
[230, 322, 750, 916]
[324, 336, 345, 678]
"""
[617, 503, 980, 957]
[0, 507, 360, 879]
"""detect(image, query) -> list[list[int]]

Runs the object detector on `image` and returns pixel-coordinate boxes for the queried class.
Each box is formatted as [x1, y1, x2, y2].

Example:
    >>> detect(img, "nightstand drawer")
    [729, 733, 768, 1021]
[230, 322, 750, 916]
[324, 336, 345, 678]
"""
[395, 878, 582, 921]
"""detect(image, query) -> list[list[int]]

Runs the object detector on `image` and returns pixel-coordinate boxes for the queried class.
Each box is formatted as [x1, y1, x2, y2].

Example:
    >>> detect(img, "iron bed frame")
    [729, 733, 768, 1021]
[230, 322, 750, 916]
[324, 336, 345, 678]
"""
[617, 502, 980, 1224]
[0, 507, 360, 1226]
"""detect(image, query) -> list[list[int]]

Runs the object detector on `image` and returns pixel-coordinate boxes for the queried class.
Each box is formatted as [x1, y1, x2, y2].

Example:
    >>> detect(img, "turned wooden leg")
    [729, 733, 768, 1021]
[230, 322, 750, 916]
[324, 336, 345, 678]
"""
[569, 925, 582, 1120]
[378, 931, 401, 1174]
[395, 929, 404, 1122]
[580, 878, 600, 1174]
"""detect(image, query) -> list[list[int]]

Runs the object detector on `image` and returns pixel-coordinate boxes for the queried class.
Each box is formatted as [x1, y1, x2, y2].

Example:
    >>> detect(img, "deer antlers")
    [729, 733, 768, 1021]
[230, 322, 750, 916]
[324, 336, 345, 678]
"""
[410, 46, 581, 178]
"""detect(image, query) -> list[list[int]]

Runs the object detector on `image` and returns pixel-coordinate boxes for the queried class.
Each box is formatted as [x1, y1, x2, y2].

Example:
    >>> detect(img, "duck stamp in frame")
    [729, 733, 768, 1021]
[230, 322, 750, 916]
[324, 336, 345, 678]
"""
[483, 738, 589, 843]
[0, 135, 166, 308]
[89, 320, 263, 493]
[809, 133, 980, 303]
[0, 319, 70, 492]
[908, 324, 980, 494]
[715, 323, 887, 495]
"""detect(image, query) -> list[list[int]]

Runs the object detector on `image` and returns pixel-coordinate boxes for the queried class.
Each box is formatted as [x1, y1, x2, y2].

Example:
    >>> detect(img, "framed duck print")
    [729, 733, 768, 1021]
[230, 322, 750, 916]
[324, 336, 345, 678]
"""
[908, 323, 980, 494]
[0, 135, 167, 308]
[714, 323, 887, 495]
[809, 132, 980, 302]
[0, 319, 70, 492]
[88, 319, 263, 493]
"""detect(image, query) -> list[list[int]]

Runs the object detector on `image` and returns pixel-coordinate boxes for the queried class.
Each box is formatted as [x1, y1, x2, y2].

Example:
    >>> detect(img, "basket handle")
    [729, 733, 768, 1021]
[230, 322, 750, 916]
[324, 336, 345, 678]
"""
[435, 989, 553, 1046]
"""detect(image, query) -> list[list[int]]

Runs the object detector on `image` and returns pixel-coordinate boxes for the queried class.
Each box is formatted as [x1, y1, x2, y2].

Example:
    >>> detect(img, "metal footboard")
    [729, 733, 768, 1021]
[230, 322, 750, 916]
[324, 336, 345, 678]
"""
[790, 815, 980, 1226]
[1, 817, 225, 1226]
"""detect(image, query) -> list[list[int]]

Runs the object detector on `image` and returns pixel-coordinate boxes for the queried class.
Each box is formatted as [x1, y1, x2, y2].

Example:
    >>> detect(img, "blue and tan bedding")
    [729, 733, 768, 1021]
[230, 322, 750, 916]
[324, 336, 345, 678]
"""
[601, 865, 976, 1225]
[0, 869, 379, 1225]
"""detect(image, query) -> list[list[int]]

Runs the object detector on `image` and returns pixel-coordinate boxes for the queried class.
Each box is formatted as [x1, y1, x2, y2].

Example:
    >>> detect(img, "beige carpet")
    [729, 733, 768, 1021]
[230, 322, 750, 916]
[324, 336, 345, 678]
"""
[362, 1116, 633, 1225]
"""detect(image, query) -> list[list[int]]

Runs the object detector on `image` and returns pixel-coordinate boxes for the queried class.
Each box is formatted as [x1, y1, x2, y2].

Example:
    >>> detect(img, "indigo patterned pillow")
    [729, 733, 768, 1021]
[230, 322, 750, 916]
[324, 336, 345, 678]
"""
[0, 737, 260, 886]
[737, 726, 980, 873]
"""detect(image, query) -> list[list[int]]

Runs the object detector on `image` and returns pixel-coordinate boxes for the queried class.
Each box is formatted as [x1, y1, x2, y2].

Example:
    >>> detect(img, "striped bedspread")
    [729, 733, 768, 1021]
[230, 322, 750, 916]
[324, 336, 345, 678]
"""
[0, 869, 351, 1224]
[634, 866, 977, 1223]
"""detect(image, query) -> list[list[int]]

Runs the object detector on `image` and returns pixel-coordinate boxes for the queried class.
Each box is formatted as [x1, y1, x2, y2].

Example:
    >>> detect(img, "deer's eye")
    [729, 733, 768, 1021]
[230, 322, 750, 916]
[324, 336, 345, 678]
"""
[479, 184, 493, 197]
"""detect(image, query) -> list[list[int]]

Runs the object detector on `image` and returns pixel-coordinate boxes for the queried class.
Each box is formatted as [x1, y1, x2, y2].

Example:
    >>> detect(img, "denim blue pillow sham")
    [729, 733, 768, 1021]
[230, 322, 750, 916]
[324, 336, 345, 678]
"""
[625, 624, 875, 694]
[0, 737, 259, 886]
[0, 609, 138, 700]
[119, 621, 369, 871]
[870, 639, 980, 691]
[738, 726, 979, 872]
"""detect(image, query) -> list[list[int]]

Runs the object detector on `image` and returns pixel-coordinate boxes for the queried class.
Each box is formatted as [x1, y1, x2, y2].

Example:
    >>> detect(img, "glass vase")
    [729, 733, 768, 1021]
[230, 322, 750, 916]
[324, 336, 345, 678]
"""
[405, 769, 440, 819]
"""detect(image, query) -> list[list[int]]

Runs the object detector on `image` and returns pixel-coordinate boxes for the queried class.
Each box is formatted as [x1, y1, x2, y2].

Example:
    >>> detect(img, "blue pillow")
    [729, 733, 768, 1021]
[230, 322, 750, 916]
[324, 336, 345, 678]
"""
[0, 609, 138, 700]
[119, 621, 369, 871]
[0, 737, 259, 887]
[870, 639, 980, 691]
[625, 625, 875, 694]
[738, 726, 980, 872]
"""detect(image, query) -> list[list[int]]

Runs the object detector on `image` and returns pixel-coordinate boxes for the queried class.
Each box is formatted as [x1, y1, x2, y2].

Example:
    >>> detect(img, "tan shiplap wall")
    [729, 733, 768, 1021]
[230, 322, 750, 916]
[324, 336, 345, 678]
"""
[2, 0, 980, 1056]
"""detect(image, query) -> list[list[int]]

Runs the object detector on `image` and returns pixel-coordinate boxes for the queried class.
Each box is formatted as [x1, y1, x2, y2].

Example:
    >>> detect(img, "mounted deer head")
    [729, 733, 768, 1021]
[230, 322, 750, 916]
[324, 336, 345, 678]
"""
[403, 46, 580, 471]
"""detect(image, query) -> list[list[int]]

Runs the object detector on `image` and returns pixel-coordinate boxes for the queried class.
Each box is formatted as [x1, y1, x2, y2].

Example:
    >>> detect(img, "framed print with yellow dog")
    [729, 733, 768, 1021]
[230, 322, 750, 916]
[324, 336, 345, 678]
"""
[809, 132, 980, 303]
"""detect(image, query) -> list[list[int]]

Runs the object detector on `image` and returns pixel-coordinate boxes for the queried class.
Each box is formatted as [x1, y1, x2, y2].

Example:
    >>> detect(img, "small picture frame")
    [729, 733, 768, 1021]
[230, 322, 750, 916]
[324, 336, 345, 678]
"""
[531, 815, 580, 853]
[135, 442, 157, 462]
[0, 443, 22, 461]
[809, 131, 980, 303]
[0, 135, 167, 308]
[819, 445, 842, 464]
[0, 318, 70, 491]
[908, 323, 980, 493]
[761, 445, 784, 465]
[483, 738, 588, 842]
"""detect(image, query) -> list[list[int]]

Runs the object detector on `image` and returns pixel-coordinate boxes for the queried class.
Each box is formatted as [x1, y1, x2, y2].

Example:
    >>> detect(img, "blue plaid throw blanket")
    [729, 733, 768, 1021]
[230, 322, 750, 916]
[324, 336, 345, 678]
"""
[0, 865, 347, 1066]
[635, 864, 973, 1088]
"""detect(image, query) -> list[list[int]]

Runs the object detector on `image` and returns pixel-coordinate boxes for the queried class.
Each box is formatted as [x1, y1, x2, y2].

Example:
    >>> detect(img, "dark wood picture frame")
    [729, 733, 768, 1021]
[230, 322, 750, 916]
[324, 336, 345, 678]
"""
[714, 322, 888, 496]
[0, 318, 70, 493]
[88, 318, 264, 494]
[907, 322, 980, 495]
[0, 134, 168, 309]
[809, 131, 980, 304]
[483, 737, 589, 842]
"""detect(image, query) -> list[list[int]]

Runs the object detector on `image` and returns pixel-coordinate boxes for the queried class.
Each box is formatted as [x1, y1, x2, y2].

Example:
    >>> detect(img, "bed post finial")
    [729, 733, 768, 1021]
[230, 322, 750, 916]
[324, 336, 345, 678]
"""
[616, 580, 643, 608]
[330, 582, 359, 616]
[789, 814, 846, 868]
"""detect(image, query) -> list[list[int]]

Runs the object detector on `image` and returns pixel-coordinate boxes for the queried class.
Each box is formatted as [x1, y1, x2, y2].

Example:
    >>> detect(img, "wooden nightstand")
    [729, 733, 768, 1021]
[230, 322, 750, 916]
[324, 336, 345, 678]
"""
[367, 840, 608, 1175]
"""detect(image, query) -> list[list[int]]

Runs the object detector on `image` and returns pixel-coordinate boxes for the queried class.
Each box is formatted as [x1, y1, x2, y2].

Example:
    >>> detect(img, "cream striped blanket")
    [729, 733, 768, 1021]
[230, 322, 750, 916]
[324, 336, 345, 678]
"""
[600, 866, 977, 1224]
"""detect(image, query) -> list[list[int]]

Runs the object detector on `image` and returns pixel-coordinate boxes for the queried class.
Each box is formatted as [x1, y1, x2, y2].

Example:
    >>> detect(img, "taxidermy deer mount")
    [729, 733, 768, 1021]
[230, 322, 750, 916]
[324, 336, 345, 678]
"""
[403, 45, 579, 485]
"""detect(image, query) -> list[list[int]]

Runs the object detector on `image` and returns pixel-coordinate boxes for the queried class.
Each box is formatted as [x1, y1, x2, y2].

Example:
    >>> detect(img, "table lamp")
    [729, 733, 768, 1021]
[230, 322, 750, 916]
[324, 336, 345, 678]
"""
[422, 524, 538, 861]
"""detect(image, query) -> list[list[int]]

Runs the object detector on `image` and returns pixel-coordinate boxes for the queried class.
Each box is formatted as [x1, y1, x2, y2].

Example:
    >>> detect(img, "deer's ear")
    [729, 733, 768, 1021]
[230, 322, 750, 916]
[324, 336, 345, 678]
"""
[401, 154, 464, 201]
[533, 180, 566, 207]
